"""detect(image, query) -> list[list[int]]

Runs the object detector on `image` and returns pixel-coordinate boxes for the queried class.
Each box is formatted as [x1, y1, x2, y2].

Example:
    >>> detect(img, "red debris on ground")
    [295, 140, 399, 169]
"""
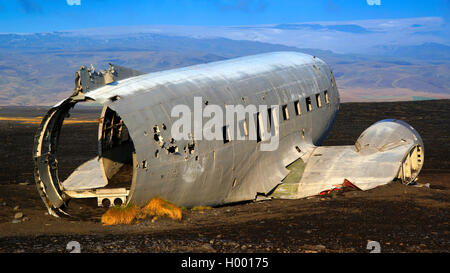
[319, 179, 361, 196]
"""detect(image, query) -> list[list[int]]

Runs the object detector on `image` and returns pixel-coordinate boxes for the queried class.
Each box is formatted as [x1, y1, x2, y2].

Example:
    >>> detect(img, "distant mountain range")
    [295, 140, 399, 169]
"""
[0, 30, 449, 105]
[61, 17, 449, 54]
[373, 43, 450, 60]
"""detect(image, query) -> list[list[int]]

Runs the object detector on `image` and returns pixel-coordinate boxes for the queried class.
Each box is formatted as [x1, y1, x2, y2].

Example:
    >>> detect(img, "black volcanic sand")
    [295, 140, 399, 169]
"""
[0, 100, 448, 253]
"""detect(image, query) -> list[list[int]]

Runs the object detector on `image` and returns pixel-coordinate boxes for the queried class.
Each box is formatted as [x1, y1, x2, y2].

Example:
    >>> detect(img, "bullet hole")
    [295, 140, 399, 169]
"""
[189, 144, 195, 154]
[153, 125, 164, 143]
[109, 95, 120, 102]
[184, 141, 196, 155]
[181, 135, 197, 157]
[167, 146, 178, 154]
[141, 160, 148, 169]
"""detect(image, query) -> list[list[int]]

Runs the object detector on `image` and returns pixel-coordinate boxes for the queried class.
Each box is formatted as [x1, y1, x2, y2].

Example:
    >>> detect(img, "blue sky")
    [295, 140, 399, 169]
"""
[0, 0, 449, 33]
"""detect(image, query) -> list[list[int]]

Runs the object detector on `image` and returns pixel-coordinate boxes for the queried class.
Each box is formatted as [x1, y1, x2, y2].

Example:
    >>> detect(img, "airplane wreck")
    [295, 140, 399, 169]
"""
[33, 52, 424, 217]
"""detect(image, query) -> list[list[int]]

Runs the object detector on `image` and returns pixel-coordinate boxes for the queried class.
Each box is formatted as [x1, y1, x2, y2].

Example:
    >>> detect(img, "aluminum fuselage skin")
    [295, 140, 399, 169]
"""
[33, 52, 341, 214]
[99, 52, 340, 207]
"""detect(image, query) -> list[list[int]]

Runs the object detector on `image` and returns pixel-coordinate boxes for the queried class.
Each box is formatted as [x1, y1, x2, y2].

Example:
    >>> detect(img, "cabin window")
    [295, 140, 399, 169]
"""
[324, 90, 330, 104]
[239, 119, 249, 137]
[316, 93, 322, 108]
[306, 97, 312, 112]
[256, 112, 262, 142]
[267, 107, 272, 128]
[222, 125, 231, 143]
[294, 100, 301, 116]
[282, 105, 290, 120]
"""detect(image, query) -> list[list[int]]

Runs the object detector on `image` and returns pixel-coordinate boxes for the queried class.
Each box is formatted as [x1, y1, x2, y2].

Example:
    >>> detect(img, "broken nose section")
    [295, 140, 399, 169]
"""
[33, 64, 145, 217]
[33, 98, 137, 217]
[33, 98, 82, 217]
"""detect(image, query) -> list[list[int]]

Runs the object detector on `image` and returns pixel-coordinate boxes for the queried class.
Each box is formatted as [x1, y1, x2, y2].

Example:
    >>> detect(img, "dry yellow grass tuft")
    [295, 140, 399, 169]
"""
[100, 198, 182, 225]
[101, 204, 139, 226]
[138, 197, 182, 221]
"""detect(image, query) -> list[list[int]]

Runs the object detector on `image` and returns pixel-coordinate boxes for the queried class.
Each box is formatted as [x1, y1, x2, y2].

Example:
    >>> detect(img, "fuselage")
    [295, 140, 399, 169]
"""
[34, 52, 425, 217]
[90, 52, 340, 207]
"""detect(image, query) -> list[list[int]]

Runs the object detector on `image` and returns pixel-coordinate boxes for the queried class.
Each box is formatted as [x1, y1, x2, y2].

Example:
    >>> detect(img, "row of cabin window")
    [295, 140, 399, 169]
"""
[222, 90, 330, 143]
[283, 90, 330, 121]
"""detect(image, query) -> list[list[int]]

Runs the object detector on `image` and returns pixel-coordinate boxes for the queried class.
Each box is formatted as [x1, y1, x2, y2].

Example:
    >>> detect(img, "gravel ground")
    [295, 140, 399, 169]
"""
[0, 100, 448, 253]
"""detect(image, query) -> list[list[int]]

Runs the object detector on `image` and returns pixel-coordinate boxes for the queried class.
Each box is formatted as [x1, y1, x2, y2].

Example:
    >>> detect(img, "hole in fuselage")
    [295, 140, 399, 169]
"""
[56, 104, 100, 183]
[100, 107, 136, 190]
[57, 106, 137, 216]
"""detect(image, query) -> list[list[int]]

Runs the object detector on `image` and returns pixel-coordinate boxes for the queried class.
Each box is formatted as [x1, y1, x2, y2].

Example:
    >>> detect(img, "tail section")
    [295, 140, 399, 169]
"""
[271, 119, 424, 199]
